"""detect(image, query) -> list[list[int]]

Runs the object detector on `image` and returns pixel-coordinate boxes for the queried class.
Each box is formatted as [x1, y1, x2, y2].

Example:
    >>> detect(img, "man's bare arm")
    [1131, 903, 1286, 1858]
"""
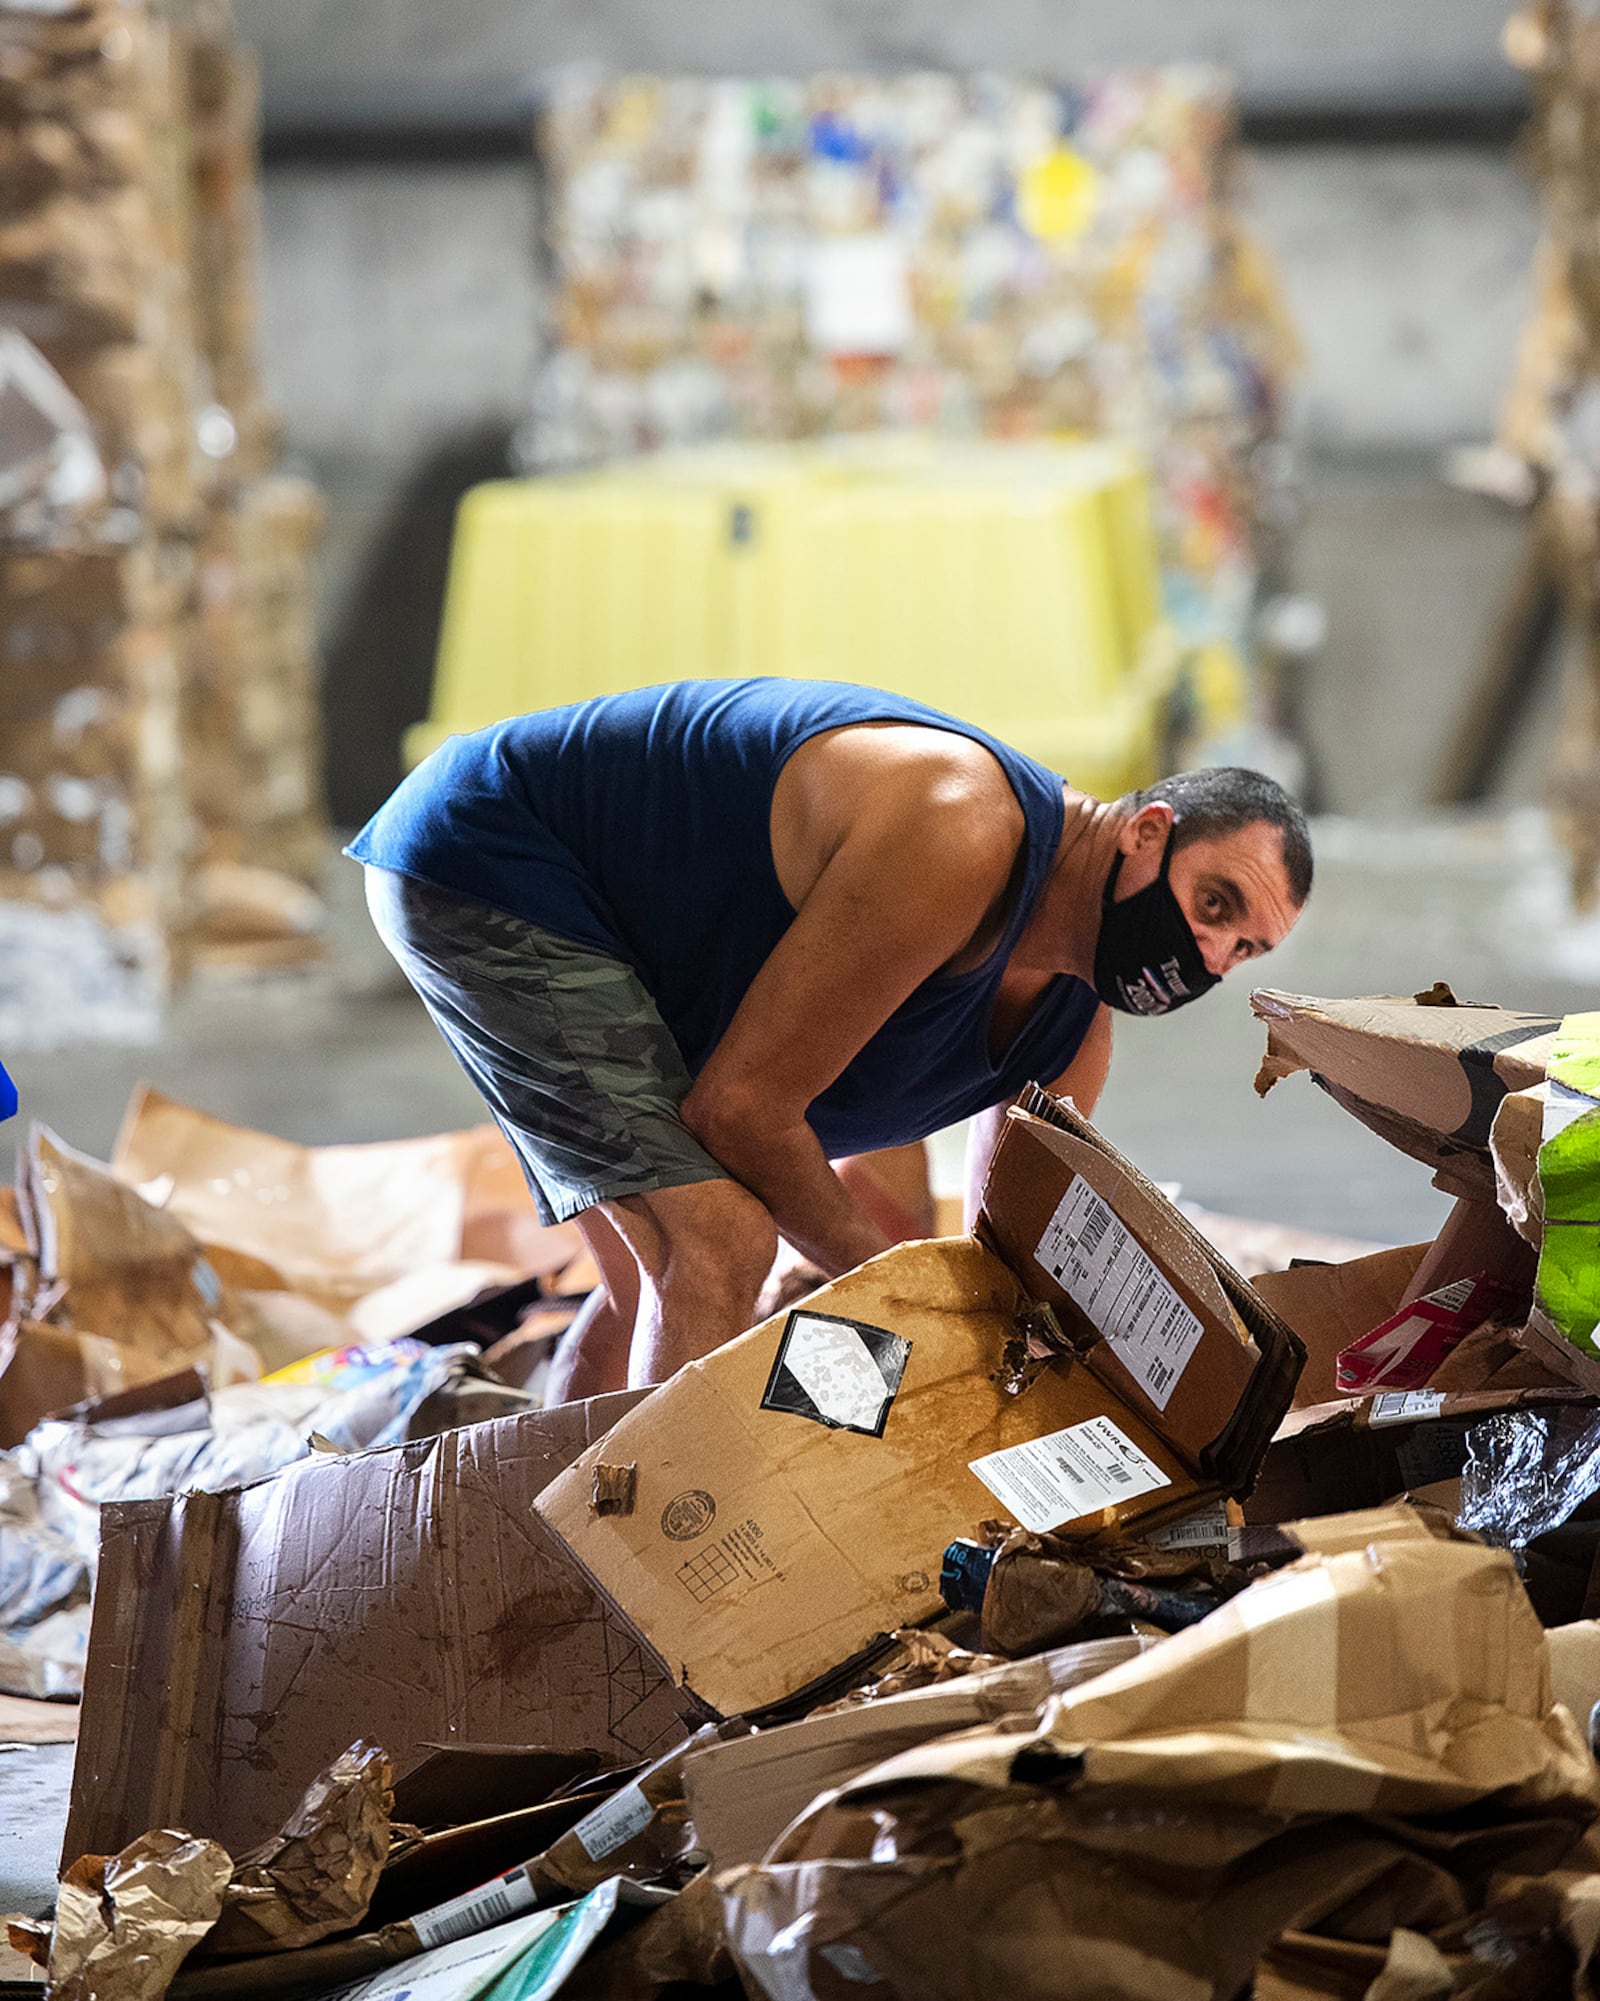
[962, 1004, 1112, 1231]
[682, 771, 1020, 1277]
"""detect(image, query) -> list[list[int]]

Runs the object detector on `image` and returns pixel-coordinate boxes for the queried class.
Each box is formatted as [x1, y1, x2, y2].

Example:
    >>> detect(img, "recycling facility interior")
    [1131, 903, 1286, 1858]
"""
[10, 1, 1600, 1998]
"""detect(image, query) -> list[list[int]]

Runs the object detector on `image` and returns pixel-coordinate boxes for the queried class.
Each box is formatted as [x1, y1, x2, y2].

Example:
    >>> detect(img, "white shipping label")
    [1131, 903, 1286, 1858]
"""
[409, 1868, 537, 1951]
[970, 1415, 1171, 1532]
[573, 1779, 651, 1861]
[1369, 1390, 1445, 1428]
[1034, 1177, 1204, 1411]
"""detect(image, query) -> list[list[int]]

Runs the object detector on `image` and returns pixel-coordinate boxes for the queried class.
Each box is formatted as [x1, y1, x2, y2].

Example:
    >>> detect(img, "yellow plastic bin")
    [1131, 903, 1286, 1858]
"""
[403, 440, 1178, 793]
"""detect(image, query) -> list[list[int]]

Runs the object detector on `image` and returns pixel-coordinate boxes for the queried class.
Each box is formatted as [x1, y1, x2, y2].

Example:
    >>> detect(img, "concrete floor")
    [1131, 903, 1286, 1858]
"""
[0, 1745, 74, 1927]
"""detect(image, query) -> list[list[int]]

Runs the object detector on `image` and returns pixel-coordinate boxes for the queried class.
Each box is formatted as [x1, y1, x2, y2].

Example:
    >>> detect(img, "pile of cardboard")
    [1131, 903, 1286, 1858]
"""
[532, 70, 1299, 681]
[0, 1084, 596, 1700]
[1494, 4, 1600, 898]
[0, 0, 328, 1048]
[18, 995, 1600, 1995]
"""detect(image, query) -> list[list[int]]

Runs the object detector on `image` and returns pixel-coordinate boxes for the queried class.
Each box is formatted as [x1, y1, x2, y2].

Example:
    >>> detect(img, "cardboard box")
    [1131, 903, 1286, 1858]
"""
[682, 1635, 1145, 1869]
[1244, 1386, 1600, 1524]
[64, 1390, 687, 1865]
[536, 1096, 1302, 1717]
[1252, 988, 1561, 1197]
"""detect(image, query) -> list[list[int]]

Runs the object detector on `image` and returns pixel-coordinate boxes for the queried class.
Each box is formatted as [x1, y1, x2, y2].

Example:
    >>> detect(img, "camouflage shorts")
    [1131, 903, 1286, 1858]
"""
[363, 867, 728, 1225]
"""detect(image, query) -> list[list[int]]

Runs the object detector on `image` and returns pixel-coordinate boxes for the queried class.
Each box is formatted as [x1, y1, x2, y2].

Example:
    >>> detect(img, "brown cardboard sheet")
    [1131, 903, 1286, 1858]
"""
[110, 1087, 581, 1312]
[1252, 1243, 1427, 1408]
[537, 1095, 1301, 1718]
[1252, 987, 1561, 1196]
[64, 1389, 686, 1865]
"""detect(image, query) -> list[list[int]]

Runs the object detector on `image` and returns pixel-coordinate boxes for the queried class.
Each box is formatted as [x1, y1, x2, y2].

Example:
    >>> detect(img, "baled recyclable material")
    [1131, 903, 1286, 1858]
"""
[63, 1390, 685, 1863]
[537, 1092, 1301, 1718]
[0, 0, 328, 1039]
[532, 67, 1297, 697]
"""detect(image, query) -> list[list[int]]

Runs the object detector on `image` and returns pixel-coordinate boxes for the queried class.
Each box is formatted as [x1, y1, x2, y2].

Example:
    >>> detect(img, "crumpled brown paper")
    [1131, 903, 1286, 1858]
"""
[49, 1829, 231, 2001]
[720, 1508, 1600, 2001]
[19, 1126, 221, 1380]
[201, 1740, 393, 1958]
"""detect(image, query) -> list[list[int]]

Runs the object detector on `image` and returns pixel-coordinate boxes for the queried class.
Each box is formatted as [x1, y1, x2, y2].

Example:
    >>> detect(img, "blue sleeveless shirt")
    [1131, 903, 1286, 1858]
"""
[348, 680, 1101, 1156]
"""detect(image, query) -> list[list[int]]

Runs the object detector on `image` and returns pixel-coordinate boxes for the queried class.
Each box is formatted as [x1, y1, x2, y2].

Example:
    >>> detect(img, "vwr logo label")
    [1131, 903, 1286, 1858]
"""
[0, 1061, 13, 1124]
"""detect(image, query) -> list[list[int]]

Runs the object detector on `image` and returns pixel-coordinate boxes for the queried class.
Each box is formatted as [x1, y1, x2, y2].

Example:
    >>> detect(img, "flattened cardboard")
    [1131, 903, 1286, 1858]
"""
[64, 1390, 686, 1865]
[1244, 1386, 1600, 1524]
[1252, 988, 1561, 1195]
[536, 1096, 1302, 1718]
[1253, 1244, 1428, 1409]
[682, 1635, 1145, 1869]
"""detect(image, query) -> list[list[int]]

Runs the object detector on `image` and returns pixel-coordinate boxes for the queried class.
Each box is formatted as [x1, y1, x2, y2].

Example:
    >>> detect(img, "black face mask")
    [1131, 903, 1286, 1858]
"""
[1093, 830, 1221, 1017]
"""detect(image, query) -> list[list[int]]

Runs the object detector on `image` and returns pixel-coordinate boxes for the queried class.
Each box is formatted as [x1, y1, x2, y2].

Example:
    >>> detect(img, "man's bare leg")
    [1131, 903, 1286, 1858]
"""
[601, 1178, 778, 1388]
[543, 1209, 639, 1404]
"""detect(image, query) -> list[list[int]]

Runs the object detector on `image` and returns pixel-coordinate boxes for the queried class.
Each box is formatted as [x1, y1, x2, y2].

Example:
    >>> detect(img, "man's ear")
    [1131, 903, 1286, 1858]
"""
[1119, 800, 1175, 856]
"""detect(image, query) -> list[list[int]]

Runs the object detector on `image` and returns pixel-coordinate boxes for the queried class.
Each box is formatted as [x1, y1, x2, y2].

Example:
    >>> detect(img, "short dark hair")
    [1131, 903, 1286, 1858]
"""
[1117, 767, 1313, 905]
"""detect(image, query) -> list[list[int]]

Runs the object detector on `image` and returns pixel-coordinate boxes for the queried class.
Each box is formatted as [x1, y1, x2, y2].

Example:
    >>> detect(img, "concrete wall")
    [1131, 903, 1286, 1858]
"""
[237, 0, 1520, 113]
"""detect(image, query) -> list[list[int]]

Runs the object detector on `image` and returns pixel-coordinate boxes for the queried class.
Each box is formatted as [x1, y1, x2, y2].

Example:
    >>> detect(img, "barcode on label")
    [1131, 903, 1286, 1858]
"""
[410, 1870, 533, 1950]
[573, 1778, 652, 1860]
[1033, 1176, 1204, 1413]
[1078, 1201, 1110, 1257]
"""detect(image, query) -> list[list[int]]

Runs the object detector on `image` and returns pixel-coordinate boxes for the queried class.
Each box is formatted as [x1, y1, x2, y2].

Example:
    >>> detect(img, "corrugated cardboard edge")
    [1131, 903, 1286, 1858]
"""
[64, 1485, 238, 1868]
[991, 1087, 1305, 1495]
[1277, 1383, 1600, 1445]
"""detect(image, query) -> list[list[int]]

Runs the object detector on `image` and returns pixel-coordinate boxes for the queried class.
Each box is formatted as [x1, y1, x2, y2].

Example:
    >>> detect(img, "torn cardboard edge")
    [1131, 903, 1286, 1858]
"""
[1251, 987, 1562, 1197]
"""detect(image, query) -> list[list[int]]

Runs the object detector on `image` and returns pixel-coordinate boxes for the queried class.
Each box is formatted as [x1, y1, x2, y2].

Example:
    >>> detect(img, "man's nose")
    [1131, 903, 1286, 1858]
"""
[1198, 932, 1234, 978]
